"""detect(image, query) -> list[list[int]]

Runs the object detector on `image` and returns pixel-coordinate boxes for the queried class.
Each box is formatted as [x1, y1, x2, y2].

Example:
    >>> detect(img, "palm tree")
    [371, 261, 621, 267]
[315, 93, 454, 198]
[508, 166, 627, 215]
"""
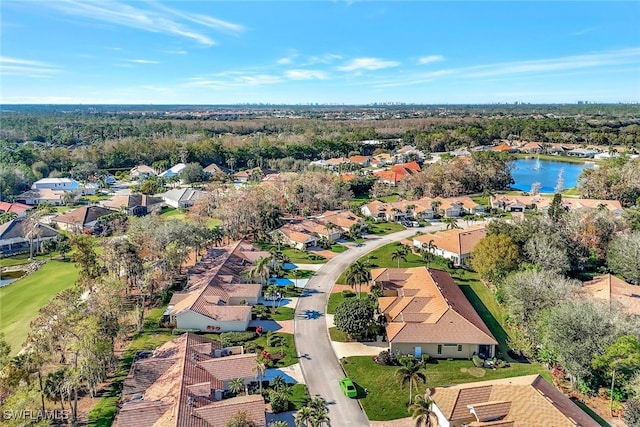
[270, 421, 289, 427]
[245, 256, 272, 285]
[421, 240, 436, 268]
[408, 392, 435, 427]
[442, 216, 460, 230]
[295, 406, 314, 427]
[211, 226, 224, 247]
[264, 285, 279, 311]
[271, 375, 287, 393]
[391, 246, 408, 268]
[253, 358, 266, 395]
[396, 359, 427, 404]
[430, 200, 441, 218]
[310, 411, 330, 427]
[228, 377, 245, 396]
[308, 396, 329, 414]
[345, 260, 371, 298]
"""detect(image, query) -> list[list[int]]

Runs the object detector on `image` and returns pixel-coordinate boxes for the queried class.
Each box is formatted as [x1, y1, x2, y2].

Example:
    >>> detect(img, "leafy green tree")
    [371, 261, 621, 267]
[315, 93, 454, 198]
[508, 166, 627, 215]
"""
[225, 410, 257, 427]
[592, 335, 640, 412]
[524, 233, 570, 275]
[396, 358, 427, 404]
[538, 300, 618, 389]
[140, 178, 163, 195]
[470, 234, 520, 283]
[607, 232, 640, 285]
[334, 298, 375, 341]
[502, 270, 578, 333]
[409, 392, 435, 427]
[182, 162, 205, 185]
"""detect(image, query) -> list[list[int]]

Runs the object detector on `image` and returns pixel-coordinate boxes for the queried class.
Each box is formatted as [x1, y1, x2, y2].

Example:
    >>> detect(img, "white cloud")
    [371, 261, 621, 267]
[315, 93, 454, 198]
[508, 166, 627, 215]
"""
[44, 0, 245, 46]
[337, 57, 399, 72]
[306, 54, 343, 65]
[165, 50, 188, 55]
[0, 56, 59, 76]
[285, 70, 328, 80]
[127, 59, 160, 64]
[183, 73, 282, 89]
[278, 57, 294, 65]
[418, 55, 445, 65]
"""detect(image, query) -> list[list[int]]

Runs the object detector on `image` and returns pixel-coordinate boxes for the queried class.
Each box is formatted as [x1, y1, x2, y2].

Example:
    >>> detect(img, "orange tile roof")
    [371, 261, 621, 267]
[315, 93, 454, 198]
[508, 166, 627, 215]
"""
[0, 201, 31, 214]
[115, 333, 265, 427]
[198, 353, 257, 381]
[318, 210, 362, 229]
[580, 274, 640, 315]
[492, 144, 515, 152]
[430, 375, 599, 426]
[348, 155, 370, 163]
[377, 267, 496, 345]
[414, 225, 487, 256]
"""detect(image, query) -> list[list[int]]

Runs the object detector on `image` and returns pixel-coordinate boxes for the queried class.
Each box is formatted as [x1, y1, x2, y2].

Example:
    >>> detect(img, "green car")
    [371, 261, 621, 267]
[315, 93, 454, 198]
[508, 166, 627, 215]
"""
[339, 377, 357, 398]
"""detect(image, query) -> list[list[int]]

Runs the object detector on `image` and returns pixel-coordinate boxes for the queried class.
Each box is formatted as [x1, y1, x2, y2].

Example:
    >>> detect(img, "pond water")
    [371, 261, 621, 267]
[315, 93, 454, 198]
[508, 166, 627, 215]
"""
[0, 270, 26, 288]
[511, 158, 595, 193]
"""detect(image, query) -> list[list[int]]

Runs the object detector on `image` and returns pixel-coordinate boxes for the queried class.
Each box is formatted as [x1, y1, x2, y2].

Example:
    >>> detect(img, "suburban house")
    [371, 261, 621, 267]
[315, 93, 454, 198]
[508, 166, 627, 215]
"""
[413, 225, 487, 267]
[233, 167, 264, 183]
[160, 188, 205, 209]
[167, 242, 263, 333]
[490, 195, 623, 215]
[370, 152, 395, 167]
[52, 206, 119, 233]
[520, 141, 544, 153]
[101, 194, 164, 216]
[0, 201, 32, 217]
[429, 374, 599, 427]
[348, 155, 371, 166]
[204, 162, 232, 179]
[270, 223, 319, 250]
[15, 188, 66, 206]
[373, 162, 421, 186]
[129, 165, 158, 180]
[114, 333, 266, 427]
[0, 217, 58, 256]
[566, 148, 599, 158]
[580, 274, 640, 316]
[159, 163, 186, 179]
[375, 267, 497, 359]
[31, 177, 81, 192]
[317, 210, 364, 233]
[420, 196, 484, 218]
[395, 145, 426, 163]
[361, 197, 484, 223]
[324, 157, 351, 170]
[361, 200, 416, 222]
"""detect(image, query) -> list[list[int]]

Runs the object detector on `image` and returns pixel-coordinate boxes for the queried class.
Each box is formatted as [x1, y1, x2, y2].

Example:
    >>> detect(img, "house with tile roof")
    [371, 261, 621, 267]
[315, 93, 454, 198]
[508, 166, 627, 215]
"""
[129, 165, 158, 179]
[101, 194, 164, 216]
[413, 224, 487, 267]
[429, 374, 599, 427]
[580, 274, 640, 316]
[490, 195, 622, 215]
[348, 155, 371, 166]
[233, 167, 265, 183]
[0, 201, 32, 217]
[52, 205, 119, 233]
[375, 267, 497, 359]
[167, 242, 263, 333]
[14, 188, 66, 206]
[0, 217, 58, 256]
[114, 333, 266, 427]
[317, 210, 364, 233]
[269, 220, 335, 250]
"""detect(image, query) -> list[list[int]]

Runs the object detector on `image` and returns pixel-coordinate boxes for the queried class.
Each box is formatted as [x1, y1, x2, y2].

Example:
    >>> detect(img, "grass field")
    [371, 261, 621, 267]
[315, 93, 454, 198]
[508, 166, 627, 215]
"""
[365, 222, 406, 235]
[0, 259, 78, 354]
[258, 242, 326, 264]
[341, 356, 552, 421]
[335, 242, 423, 284]
[327, 291, 357, 314]
[330, 243, 348, 253]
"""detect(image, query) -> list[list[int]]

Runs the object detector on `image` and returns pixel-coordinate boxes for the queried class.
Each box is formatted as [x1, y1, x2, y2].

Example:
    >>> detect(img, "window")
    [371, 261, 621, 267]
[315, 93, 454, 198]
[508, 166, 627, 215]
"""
[458, 345, 463, 352]
[437, 345, 442, 355]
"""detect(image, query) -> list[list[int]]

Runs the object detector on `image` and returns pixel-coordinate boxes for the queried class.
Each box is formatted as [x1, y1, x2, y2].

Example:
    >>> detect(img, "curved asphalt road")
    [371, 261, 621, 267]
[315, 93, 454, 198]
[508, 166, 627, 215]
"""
[294, 223, 447, 427]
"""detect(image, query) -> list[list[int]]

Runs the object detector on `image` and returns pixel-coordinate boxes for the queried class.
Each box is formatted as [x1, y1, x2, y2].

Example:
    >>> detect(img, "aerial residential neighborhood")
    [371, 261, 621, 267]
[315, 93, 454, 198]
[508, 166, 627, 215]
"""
[2, 1, 640, 426]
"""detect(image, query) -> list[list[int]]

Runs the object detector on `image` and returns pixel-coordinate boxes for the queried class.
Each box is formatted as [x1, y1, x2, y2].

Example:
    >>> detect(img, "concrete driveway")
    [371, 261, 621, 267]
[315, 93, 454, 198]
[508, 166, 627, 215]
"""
[293, 224, 447, 427]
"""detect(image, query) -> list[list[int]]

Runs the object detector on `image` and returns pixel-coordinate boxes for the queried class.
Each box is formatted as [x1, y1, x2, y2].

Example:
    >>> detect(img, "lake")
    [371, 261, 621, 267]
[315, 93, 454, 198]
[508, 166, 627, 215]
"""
[511, 158, 594, 193]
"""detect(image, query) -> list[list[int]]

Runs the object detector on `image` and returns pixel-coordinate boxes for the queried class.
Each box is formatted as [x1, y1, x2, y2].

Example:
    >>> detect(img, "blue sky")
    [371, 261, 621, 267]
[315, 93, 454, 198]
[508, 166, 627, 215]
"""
[1, 1, 639, 104]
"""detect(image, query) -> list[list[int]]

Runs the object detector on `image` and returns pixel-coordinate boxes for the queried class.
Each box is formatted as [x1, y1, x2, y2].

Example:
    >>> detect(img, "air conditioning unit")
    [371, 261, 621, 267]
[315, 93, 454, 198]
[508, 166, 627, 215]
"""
[214, 349, 223, 358]
[214, 389, 223, 401]
[221, 349, 230, 356]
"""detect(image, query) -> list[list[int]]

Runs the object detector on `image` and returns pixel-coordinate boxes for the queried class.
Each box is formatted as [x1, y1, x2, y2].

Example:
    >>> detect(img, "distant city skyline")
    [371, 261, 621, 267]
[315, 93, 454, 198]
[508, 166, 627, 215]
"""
[1, 1, 639, 105]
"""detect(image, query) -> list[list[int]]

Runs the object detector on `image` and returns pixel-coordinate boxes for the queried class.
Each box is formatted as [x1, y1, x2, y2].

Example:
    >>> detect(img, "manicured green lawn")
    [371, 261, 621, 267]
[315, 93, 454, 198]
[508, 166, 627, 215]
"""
[341, 356, 551, 421]
[0, 259, 78, 354]
[285, 269, 314, 280]
[330, 243, 348, 253]
[159, 207, 187, 220]
[288, 383, 311, 410]
[366, 222, 406, 235]
[258, 243, 326, 264]
[327, 291, 357, 314]
[377, 195, 400, 203]
[561, 187, 582, 196]
[256, 305, 295, 322]
[252, 332, 298, 367]
[336, 242, 423, 284]
[329, 327, 348, 342]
